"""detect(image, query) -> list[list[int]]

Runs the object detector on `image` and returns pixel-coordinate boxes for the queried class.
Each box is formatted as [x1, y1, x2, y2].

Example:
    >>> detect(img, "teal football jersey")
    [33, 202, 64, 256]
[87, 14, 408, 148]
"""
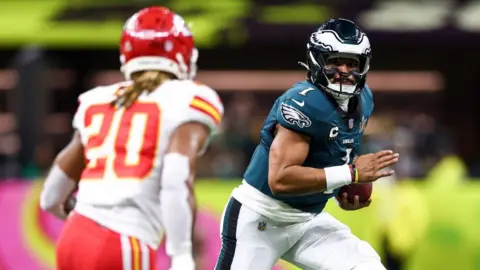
[243, 80, 374, 213]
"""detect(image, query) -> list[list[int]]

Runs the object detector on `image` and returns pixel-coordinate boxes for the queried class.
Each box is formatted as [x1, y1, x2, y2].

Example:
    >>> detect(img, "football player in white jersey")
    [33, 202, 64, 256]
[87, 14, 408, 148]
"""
[39, 6, 223, 270]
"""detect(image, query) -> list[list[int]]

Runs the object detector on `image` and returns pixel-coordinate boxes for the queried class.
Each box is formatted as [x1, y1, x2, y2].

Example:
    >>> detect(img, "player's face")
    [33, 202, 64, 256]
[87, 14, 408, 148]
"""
[324, 58, 359, 85]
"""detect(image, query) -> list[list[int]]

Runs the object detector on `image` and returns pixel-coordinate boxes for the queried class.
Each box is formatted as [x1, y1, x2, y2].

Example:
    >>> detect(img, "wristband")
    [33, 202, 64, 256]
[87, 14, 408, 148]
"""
[324, 164, 353, 190]
[350, 164, 359, 184]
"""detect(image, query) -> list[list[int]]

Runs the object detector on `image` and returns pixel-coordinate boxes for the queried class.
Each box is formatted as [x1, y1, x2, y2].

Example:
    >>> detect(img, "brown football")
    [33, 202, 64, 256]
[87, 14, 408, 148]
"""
[339, 183, 372, 204]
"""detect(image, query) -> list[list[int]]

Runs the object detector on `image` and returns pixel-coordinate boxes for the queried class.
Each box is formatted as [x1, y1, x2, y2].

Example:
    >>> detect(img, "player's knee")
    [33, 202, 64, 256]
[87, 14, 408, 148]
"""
[352, 259, 386, 270]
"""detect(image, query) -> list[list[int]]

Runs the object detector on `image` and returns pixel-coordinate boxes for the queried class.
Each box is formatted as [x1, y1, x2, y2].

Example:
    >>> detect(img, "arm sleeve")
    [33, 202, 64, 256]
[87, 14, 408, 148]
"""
[159, 153, 193, 258]
[40, 165, 77, 220]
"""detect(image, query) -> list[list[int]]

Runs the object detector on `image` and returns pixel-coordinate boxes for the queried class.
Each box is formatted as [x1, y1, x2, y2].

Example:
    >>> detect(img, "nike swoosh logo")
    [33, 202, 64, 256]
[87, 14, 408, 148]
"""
[292, 99, 304, 107]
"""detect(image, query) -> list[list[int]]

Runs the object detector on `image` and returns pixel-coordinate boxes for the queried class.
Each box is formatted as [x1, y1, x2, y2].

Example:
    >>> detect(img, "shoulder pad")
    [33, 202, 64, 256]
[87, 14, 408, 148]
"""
[167, 80, 224, 133]
[276, 81, 328, 135]
[363, 84, 373, 100]
[361, 84, 374, 113]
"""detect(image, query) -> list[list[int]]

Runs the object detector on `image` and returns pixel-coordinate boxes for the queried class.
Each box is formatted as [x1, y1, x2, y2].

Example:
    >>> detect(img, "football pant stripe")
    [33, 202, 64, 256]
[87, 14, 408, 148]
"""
[215, 198, 242, 270]
[129, 237, 141, 270]
[120, 234, 132, 270]
[140, 241, 150, 270]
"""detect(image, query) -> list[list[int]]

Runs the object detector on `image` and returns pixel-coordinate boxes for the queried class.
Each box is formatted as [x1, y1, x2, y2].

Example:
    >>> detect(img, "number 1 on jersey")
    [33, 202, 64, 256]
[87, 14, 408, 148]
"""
[343, 148, 353, 165]
[299, 87, 314, 96]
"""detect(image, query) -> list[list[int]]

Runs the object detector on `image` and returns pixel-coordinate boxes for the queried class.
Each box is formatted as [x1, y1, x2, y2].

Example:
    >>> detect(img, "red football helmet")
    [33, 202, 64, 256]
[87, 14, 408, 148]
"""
[120, 7, 198, 80]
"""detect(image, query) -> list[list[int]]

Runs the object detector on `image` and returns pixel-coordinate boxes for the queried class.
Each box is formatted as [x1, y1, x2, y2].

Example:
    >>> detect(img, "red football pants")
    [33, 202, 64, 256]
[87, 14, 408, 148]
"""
[56, 212, 157, 270]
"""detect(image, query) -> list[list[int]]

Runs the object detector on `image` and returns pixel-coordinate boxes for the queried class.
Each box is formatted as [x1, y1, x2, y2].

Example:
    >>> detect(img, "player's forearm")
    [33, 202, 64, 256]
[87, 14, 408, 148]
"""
[269, 165, 327, 195]
[160, 186, 194, 255]
[159, 153, 195, 259]
[162, 181, 197, 269]
[270, 164, 354, 195]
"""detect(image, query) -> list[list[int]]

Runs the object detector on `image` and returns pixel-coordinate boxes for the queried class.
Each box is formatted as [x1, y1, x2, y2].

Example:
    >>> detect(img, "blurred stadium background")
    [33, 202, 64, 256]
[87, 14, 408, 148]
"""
[0, 0, 479, 269]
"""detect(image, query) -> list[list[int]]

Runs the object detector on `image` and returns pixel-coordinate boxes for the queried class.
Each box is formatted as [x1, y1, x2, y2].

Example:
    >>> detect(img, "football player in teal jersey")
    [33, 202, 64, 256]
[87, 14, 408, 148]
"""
[215, 19, 399, 270]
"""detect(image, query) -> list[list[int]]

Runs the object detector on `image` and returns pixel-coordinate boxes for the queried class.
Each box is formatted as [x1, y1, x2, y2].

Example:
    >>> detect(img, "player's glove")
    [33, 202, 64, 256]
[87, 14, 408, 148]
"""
[169, 253, 195, 270]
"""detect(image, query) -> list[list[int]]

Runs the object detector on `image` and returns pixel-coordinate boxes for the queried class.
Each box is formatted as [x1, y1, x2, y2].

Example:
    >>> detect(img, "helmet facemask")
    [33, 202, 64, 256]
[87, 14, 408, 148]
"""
[309, 48, 371, 99]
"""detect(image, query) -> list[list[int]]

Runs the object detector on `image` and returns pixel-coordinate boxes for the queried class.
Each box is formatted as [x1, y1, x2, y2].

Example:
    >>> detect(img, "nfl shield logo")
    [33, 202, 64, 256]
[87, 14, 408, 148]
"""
[348, 118, 354, 129]
[360, 116, 368, 132]
[258, 221, 267, 231]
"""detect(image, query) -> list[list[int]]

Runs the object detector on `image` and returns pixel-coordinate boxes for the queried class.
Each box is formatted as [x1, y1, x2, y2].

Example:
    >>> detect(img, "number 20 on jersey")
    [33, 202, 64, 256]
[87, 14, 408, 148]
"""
[81, 102, 161, 181]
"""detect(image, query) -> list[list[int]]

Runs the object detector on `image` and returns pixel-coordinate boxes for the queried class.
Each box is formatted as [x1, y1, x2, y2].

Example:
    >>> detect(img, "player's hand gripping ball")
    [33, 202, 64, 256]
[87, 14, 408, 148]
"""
[340, 183, 372, 203]
[336, 183, 372, 211]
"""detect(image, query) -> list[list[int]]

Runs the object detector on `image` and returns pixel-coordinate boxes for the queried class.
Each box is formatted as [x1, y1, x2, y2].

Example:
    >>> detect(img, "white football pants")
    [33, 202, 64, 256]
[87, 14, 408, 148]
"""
[215, 198, 385, 270]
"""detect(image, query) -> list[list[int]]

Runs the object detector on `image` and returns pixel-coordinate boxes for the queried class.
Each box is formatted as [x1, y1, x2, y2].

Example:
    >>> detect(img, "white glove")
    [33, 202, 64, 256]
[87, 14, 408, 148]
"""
[169, 253, 196, 270]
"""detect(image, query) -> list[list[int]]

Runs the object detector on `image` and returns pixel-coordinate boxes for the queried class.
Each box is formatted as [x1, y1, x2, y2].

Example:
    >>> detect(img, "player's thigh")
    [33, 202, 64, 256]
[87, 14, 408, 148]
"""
[56, 213, 156, 270]
[55, 213, 117, 270]
[215, 198, 289, 270]
[56, 214, 82, 270]
[282, 212, 381, 270]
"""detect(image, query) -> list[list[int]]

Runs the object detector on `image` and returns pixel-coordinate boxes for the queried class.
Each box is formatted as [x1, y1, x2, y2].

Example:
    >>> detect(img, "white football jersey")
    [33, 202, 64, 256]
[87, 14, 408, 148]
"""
[72, 79, 223, 248]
